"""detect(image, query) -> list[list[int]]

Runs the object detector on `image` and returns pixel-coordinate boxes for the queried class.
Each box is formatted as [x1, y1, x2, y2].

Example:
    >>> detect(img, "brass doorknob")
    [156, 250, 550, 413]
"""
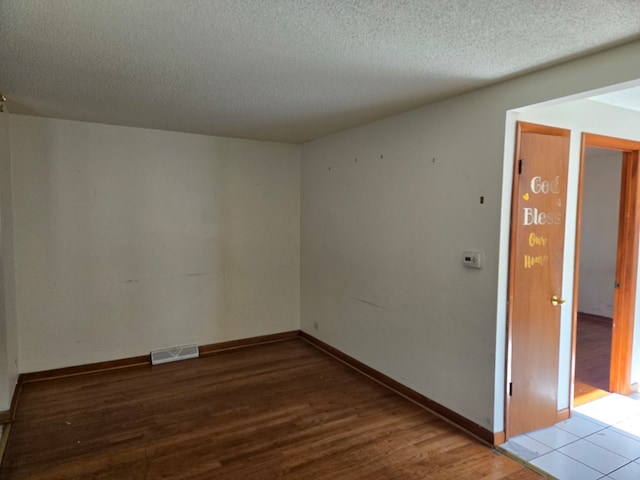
[551, 295, 565, 306]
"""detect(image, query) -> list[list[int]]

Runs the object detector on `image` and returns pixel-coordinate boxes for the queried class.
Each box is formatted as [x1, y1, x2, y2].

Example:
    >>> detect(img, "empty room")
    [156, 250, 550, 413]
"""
[1, 1, 640, 479]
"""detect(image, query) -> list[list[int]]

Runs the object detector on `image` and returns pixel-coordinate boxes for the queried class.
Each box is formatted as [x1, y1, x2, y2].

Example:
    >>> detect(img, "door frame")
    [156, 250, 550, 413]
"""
[571, 134, 640, 405]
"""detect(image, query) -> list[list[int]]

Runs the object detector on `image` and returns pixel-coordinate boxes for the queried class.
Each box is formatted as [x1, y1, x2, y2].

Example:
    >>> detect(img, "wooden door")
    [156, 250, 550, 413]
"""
[507, 122, 571, 438]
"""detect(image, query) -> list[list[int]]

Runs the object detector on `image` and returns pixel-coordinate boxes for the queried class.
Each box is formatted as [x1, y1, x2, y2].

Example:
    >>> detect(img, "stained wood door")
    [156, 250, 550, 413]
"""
[507, 122, 571, 438]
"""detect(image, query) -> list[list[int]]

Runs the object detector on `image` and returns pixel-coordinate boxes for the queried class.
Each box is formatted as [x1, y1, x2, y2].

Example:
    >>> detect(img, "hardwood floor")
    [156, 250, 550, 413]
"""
[574, 312, 612, 406]
[0, 339, 540, 479]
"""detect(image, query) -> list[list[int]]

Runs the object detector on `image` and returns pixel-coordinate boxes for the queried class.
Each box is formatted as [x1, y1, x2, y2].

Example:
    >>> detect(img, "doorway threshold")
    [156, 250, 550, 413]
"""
[574, 386, 610, 407]
[499, 393, 640, 479]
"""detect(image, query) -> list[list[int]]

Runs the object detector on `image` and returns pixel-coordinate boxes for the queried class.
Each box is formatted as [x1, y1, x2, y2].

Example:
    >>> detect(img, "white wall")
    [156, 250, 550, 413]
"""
[301, 40, 640, 433]
[578, 149, 622, 318]
[0, 110, 19, 411]
[11, 115, 301, 373]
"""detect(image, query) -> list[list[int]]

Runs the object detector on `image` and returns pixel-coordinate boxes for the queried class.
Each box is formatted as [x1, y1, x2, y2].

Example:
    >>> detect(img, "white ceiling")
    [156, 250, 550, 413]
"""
[1, 1, 639, 144]
[590, 86, 640, 112]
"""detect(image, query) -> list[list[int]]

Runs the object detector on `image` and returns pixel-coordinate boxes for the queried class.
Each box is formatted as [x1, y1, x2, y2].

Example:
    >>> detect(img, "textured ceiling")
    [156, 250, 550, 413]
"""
[1, 1, 640, 144]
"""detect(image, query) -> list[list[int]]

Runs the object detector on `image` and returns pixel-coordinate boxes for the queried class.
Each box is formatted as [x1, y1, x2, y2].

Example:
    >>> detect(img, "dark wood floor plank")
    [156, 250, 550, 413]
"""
[574, 312, 612, 405]
[0, 339, 540, 479]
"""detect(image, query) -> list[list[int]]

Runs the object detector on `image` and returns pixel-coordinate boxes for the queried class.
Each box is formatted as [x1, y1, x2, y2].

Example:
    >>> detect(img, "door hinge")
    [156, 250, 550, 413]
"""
[518, 159, 523, 175]
[509, 382, 513, 396]
[615, 281, 621, 289]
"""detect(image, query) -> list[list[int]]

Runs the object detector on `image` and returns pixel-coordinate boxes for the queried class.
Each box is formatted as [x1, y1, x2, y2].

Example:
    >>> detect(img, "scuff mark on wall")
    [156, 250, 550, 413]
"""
[349, 296, 392, 311]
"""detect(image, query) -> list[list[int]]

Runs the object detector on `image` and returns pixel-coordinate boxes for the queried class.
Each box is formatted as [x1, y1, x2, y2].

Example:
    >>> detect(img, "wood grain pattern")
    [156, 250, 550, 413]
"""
[610, 149, 640, 395]
[0, 339, 540, 479]
[574, 313, 612, 406]
[507, 122, 570, 438]
[300, 332, 497, 445]
[19, 331, 301, 385]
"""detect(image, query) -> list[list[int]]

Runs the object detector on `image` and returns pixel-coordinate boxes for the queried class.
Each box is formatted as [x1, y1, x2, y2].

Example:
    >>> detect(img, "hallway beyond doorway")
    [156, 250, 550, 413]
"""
[574, 312, 613, 406]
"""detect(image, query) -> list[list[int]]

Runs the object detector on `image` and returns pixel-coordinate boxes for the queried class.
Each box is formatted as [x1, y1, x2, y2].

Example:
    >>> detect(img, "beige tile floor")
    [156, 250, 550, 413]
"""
[501, 393, 640, 480]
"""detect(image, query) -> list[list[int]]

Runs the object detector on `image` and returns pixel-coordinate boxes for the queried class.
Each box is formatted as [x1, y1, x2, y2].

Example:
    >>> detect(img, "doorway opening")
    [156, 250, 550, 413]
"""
[505, 126, 640, 439]
[501, 81, 640, 442]
[571, 134, 640, 410]
[573, 147, 622, 406]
